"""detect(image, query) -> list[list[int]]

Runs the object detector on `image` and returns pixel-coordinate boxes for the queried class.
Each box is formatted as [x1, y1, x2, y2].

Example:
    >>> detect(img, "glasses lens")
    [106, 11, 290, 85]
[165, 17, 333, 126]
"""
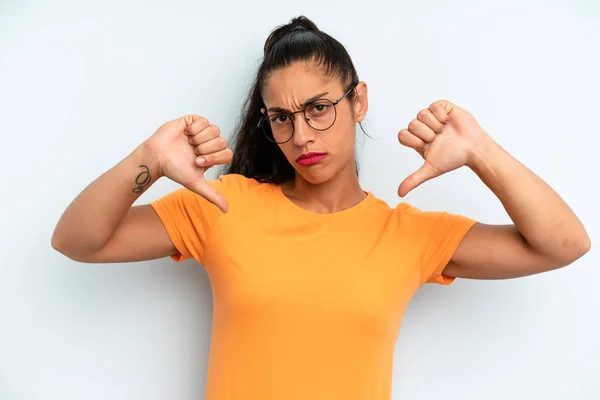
[262, 114, 293, 143]
[305, 100, 336, 130]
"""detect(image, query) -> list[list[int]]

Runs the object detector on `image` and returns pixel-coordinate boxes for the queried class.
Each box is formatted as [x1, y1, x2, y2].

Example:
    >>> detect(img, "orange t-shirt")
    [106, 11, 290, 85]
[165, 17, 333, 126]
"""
[150, 173, 476, 400]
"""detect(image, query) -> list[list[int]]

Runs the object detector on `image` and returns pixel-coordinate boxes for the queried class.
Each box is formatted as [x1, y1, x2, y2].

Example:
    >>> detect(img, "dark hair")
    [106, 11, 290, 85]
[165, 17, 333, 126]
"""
[224, 16, 361, 184]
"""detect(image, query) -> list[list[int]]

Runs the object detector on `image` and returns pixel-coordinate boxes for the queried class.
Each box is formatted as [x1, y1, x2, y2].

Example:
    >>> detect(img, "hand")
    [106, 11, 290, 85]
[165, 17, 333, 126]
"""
[145, 115, 233, 212]
[397, 100, 488, 197]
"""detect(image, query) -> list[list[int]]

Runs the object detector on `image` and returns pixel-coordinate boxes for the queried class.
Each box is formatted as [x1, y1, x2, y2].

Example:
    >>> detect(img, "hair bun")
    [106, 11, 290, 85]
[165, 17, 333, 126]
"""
[263, 16, 320, 55]
[288, 16, 319, 32]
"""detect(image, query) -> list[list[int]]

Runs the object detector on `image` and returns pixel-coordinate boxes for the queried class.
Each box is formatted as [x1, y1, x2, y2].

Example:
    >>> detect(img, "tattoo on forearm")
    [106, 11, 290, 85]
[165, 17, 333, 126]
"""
[132, 165, 151, 194]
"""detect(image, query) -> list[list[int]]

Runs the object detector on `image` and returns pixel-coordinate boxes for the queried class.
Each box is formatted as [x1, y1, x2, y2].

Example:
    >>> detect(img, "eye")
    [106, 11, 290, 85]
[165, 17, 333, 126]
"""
[270, 114, 289, 124]
[309, 102, 330, 114]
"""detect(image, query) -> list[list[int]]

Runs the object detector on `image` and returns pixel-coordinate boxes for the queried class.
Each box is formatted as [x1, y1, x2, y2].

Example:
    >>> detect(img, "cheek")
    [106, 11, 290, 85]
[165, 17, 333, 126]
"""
[277, 142, 295, 160]
[330, 119, 356, 152]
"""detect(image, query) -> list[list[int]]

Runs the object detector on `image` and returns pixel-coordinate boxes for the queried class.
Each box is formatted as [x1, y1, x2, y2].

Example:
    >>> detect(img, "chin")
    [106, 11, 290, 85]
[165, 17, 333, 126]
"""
[295, 166, 337, 185]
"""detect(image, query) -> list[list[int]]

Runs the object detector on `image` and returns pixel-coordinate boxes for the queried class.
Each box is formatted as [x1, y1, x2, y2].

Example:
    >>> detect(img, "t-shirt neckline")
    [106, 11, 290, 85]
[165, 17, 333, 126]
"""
[272, 183, 374, 220]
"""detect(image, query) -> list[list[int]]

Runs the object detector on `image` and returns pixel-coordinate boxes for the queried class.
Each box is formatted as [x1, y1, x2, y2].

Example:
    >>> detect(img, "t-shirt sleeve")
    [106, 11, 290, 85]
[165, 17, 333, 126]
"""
[396, 203, 478, 286]
[149, 176, 229, 264]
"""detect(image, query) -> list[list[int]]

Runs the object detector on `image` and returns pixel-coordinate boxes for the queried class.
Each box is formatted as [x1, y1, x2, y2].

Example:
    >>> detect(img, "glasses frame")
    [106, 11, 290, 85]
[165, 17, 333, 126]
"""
[258, 83, 358, 144]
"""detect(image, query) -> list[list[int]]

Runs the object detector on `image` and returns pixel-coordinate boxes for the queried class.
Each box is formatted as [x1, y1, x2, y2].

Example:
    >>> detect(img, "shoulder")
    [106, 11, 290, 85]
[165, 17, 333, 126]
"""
[357, 193, 431, 233]
[391, 200, 477, 242]
[153, 174, 267, 213]
[367, 193, 473, 233]
[392, 202, 435, 225]
[206, 173, 276, 213]
[364, 193, 423, 222]
[207, 173, 269, 197]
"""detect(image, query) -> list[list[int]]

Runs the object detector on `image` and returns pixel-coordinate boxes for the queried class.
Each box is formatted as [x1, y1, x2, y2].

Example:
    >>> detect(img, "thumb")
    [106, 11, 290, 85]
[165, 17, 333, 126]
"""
[397, 162, 441, 197]
[442, 100, 455, 114]
[188, 179, 229, 213]
[181, 114, 207, 126]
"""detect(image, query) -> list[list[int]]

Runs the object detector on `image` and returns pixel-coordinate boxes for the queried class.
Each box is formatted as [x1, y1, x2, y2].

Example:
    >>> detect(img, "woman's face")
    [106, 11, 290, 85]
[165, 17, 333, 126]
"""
[261, 62, 368, 185]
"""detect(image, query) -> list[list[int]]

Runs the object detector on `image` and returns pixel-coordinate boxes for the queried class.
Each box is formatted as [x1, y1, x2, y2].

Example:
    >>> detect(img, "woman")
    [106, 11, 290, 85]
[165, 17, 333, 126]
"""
[51, 16, 590, 400]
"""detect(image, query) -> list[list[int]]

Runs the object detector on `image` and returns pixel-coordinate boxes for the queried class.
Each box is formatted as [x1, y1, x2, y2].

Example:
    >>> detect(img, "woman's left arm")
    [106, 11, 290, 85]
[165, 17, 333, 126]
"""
[398, 101, 591, 280]
[447, 134, 589, 279]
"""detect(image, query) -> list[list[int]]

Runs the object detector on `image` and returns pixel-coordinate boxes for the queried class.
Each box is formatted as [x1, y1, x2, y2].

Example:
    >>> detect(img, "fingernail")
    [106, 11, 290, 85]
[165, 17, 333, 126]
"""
[197, 157, 206, 165]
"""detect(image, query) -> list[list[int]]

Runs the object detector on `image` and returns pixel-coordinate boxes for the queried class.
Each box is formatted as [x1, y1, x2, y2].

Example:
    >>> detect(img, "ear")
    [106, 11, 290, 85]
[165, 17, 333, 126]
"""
[353, 81, 368, 122]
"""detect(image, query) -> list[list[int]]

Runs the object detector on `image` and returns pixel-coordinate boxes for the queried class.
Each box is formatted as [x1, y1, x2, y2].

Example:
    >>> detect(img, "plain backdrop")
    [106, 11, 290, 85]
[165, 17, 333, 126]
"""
[1, 0, 598, 399]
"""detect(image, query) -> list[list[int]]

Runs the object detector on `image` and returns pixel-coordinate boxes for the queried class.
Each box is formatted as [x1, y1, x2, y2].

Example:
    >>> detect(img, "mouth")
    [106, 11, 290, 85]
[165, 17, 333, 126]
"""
[295, 152, 328, 166]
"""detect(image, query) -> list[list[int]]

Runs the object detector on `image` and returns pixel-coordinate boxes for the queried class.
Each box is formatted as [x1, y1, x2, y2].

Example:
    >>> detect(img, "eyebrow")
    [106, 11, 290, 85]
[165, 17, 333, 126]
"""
[266, 91, 330, 114]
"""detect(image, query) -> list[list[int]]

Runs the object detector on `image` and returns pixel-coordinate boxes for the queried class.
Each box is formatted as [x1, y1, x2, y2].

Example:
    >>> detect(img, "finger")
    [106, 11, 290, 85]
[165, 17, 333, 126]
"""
[407, 119, 436, 142]
[397, 162, 441, 197]
[417, 108, 445, 133]
[196, 148, 233, 167]
[184, 117, 211, 136]
[187, 180, 229, 213]
[397, 129, 426, 151]
[188, 124, 221, 145]
[429, 100, 454, 124]
[192, 136, 227, 156]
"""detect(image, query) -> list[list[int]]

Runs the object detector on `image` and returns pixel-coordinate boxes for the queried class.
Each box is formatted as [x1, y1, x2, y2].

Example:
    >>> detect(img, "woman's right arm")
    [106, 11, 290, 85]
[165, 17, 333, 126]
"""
[51, 142, 175, 263]
[51, 115, 232, 263]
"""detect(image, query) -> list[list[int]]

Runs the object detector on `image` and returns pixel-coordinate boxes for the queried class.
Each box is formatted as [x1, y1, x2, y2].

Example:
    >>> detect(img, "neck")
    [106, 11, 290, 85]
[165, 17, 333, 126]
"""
[282, 160, 366, 214]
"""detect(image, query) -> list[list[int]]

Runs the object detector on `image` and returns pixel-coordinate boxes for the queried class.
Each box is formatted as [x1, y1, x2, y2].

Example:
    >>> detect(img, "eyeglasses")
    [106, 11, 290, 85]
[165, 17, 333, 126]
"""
[258, 84, 357, 144]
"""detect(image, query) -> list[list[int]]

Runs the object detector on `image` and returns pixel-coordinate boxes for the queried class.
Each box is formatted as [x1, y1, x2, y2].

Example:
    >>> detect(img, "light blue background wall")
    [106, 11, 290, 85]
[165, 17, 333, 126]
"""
[1, 1, 598, 399]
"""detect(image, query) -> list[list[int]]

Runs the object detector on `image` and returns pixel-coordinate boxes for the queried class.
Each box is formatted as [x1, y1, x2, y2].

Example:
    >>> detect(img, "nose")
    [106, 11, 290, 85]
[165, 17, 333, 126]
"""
[292, 113, 315, 147]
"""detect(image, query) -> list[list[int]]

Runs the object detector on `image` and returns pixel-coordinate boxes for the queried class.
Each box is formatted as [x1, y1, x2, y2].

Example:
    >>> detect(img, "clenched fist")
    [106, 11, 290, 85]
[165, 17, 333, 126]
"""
[145, 115, 232, 212]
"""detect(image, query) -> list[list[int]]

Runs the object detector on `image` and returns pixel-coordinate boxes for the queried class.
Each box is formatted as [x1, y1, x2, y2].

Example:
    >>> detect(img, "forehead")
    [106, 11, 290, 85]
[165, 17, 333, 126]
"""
[262, 62, 339, 108]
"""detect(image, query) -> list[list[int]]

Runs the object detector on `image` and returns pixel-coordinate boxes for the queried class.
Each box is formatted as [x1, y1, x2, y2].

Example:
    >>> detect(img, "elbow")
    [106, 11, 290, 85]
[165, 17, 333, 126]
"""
[51, 232, 64, 253]
[51, 233, 73, 259]
[556, 234, 591, 266]
[50, 233, 93, 262]
[573, 230, 591, 261]
[578, 234, 592, 258]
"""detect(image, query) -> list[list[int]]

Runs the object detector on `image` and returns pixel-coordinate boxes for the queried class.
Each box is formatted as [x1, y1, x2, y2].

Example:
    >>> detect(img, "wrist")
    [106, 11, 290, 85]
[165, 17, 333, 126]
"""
[131, 141, 163, 181]
[466, 133, 500, 174]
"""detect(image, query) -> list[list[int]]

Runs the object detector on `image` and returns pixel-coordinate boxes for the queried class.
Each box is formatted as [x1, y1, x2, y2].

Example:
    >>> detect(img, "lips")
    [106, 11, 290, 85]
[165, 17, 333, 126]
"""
[295, 152, 327, 166]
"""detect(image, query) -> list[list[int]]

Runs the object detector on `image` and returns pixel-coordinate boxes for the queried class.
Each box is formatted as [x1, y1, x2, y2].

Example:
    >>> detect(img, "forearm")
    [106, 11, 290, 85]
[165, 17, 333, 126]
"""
[467, 134, 590, 263]
[51, 142, 161, 257]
